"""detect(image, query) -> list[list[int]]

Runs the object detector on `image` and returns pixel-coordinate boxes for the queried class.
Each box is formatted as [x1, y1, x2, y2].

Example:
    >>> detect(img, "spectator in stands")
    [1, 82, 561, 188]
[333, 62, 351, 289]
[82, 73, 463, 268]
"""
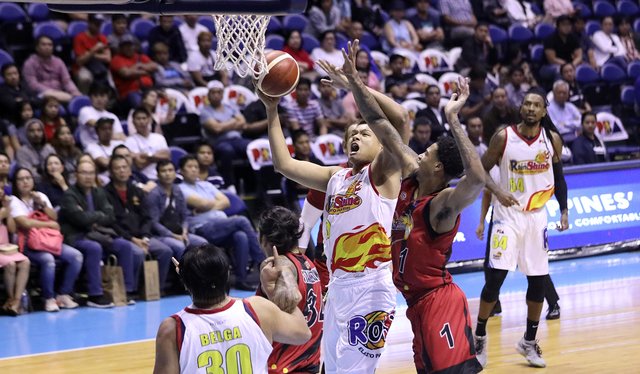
[571, 112, 607, 165]
[592, 16, 628, 69]
[618, 17, 640, 63]
[39, 97, 66, 142]
[286, 78, 328, 137]
[125, 107, 170, 181]
[384, 53, 418, 99]
[110, 34, 158, 110]
[457, 22, 499, 74]
[240, 100, 273, 139]
[51, 126, 82, 183]
[16, 101, 36, 145]
[306, 0, 344, 37]
[105, 155, 172, 294]
[127, 89, 176, 135]
[573, 15, 598, 70]
[187, 31, 228, 87]
[152, 41, 194, 93]
[179, 15, 209, 54]
[0, 63, 36, 127]
[351, 0, 384, 36]
[22, 36, 82, 104]
[194, 142, 225, 188]
[178, 155, 266, 291]
[60, 159, 138, 306]
[318, 81, 352, 136]
[200, 80, 249, 188]
[483, 0, 510, 28]
[282, 30, 317, 80]
[560, 63, 592, 113]
[86, 118, 124, 185]
[148, 15, 188, 63]
[408, 116, 433, 154]
[440, 0, 477, 42]
[482, 87, 520, 144]
[504, 66, 530, 107]
[145, 160, 208, 260]
[543, 15, 583, 80]
[460, 67, 492, 120]
[355, 49, 382, 88]
[16, 119, 55, 183]
[502, 0, 542, 28]
[543, 0, 576, 21]
[107, 14, 137, 52]
[415, 84, 448, 136]
[0, 153, 11, 194]
[311, 30, 344, 75]
[284, 129, 322, 211]
[77, 83, 126, 148]
[112, 144, 156, 193]
[382, 0, 421, 52]
[73, 14, 111, 94]
[466, 116, 487, 156]
[409, 0, 445, 50]
[11, 167, 83, 312]
[0, 122, 16, 163]
[36, 154, 70, 209]
[548, 80, 582, 144]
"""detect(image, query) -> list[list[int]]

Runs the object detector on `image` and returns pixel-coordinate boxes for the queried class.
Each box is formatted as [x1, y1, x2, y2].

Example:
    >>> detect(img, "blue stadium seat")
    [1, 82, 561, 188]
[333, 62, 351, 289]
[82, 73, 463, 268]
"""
[335, 33, 348, 48]
[618, 0, 640, 16]
[267, 17, 282, 34]
[593, 1, 616, 18]
[68, 21, 88, 38]
[301, 33, 320, 53]
[68, 95, 91, 118]
[529, 44, 544, 63]
[573, 2, 592, 18]
[534, 23, 555, 40]
[0, 3, 27, 23]
[530, 2, 543, 15]
[283, 14, 308, 32]
[170, 146, 188, 169]
[601, 63, 627, 84]
[585, 20, 601, 36]
[575, 65, 600, 85]
[635, 19, 640, 34]
[508, 24, 533, 44]
[627, 60, 640, 80]
[130, 18, 155, 41]
[489, 24, 508, 44]
[265, 34, 284, 50]
[33, 22, 66, 42]
[197, 16, 215, 33]
[621, 86, 635, 107]
[0, 49, 14, 67]
[360, 31, 381, 50]
[27, 3, 50, 23]
[100, 20, 112, 36]
[223, 191, 248, 216]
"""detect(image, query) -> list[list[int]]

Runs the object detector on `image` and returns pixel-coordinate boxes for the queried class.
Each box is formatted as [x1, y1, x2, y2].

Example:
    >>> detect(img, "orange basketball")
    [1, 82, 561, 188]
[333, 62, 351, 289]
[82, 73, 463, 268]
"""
[257, 51, 300, 97]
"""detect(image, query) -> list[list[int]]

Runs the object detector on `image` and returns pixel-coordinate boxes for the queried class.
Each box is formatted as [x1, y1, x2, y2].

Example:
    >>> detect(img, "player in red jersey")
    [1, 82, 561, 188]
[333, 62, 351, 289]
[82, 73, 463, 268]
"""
[258, 206, 324, 374]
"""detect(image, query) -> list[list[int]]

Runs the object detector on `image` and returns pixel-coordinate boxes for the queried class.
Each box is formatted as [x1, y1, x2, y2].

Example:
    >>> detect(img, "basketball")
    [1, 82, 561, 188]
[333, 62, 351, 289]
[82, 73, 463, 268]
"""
[257, 51, 300, 97]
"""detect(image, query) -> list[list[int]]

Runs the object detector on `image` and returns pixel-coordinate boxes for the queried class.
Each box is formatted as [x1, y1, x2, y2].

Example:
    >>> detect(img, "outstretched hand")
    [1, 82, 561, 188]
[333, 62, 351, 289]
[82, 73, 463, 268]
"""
[317, 60, 349, 90]
[444, 76, 470, 116]
[253, 80, 280, 109]
[340, 39, 360, 80]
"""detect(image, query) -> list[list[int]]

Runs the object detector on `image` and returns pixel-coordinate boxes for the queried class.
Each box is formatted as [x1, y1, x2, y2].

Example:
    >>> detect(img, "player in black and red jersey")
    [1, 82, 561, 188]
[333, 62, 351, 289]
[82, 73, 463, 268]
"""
[257, 206, 323, 374]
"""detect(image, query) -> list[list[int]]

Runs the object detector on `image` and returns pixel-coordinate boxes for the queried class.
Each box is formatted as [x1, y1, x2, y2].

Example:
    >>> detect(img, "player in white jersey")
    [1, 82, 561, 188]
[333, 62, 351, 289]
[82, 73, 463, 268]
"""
[255, 42, 410, 373]
[153, 244, 311, 374]
[472, 90, 569, 369]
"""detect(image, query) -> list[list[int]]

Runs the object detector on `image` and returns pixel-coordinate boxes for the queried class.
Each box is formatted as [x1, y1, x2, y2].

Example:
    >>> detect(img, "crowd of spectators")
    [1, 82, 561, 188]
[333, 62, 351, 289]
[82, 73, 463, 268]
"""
[0, 0, 639, 314]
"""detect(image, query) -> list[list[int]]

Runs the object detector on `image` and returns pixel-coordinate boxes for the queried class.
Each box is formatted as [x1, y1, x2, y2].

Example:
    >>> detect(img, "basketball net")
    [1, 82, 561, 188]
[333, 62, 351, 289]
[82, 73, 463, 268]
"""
[212, 14, 271, 79]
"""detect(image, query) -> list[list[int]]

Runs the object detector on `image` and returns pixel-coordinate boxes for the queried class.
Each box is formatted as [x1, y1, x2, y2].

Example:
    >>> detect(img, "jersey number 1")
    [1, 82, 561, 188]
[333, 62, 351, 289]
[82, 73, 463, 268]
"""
[398, 247, 409, 274]
[439, 323, 455, 349]
[197, 343, 253, 374]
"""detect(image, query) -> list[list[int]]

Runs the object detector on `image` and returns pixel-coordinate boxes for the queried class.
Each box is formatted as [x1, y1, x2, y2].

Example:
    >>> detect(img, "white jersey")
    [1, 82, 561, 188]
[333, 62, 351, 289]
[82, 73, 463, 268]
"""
[173, 299, 272, 374]
[323, 165, 397, 280]
[499, 125, 555, 212]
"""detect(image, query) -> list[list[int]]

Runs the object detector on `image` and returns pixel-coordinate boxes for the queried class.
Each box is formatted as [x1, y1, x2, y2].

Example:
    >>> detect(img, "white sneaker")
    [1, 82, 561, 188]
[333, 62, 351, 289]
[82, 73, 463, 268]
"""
[45, 298, 60, 312]
[474, 334, 488, 368]
[516, 337, 546, 368]
[56, 294, 79, 309]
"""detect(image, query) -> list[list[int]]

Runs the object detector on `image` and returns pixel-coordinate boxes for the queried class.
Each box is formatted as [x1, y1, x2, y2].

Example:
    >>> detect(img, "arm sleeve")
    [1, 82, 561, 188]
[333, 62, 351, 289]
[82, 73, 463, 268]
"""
[553, 161, 568, 212]
[297, 197, 324, 249]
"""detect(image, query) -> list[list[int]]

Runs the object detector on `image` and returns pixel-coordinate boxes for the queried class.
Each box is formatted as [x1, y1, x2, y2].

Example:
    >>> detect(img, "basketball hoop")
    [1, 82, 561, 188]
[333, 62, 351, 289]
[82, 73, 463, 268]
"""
[212, 14, 271, 79]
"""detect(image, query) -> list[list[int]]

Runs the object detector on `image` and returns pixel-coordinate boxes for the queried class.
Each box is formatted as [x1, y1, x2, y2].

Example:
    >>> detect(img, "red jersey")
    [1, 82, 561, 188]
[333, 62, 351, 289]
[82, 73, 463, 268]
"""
[391, 177, 460, 306]
[257, 251, 323, 374]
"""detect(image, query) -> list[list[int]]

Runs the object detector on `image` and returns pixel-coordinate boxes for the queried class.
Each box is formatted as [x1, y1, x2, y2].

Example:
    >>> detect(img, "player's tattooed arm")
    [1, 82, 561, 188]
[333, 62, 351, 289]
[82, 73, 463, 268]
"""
[260, 247, 301, 313]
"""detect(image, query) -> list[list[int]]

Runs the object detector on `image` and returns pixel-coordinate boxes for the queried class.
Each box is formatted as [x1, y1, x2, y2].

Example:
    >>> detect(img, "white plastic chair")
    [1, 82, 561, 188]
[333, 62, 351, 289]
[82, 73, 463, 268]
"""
[187, 87, 209, 115]
[311, 133, 348, 165]
[595, 112, 629, 142]
[223, 84, 258, 110]
[438, 72, 462, 98]
[417, 48, 452, 73]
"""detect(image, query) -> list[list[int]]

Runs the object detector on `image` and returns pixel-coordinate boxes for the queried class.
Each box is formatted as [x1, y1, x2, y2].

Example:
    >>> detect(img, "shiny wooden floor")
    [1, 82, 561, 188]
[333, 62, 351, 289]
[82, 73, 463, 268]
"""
[1, 277, 639, 373]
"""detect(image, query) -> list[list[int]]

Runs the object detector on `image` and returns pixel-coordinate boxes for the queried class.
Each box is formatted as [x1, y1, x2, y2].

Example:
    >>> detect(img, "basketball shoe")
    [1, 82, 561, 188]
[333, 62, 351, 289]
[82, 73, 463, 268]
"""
[474, 334, 488, 367]
[516, 337, 546, 367]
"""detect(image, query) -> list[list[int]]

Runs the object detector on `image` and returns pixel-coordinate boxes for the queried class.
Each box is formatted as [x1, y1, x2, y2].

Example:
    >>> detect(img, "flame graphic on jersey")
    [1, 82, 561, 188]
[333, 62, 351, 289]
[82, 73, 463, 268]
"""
[331, 223, 392, 273]
[525, 185, 555, 211]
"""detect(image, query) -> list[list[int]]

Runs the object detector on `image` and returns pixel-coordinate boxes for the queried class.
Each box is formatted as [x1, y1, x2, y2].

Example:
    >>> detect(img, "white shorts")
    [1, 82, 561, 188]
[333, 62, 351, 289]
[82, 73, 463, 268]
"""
[322, 269, 397, 374]
[488, 205, 549, 276]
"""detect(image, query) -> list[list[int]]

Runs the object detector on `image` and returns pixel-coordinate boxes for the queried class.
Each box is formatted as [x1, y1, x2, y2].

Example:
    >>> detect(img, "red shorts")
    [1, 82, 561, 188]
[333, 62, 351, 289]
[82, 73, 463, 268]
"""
[405, 283, 482, 373]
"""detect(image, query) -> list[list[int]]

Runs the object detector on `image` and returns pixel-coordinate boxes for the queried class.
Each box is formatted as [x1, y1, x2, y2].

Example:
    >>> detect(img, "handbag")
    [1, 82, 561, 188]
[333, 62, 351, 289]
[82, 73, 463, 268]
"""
[17, 210, 63, 256]
[101, 255, 127, 306]
[159, 194, 183, 235]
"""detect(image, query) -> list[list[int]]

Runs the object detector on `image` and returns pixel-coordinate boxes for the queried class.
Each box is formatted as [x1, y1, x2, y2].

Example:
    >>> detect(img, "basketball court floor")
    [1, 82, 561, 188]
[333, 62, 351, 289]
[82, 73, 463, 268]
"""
[1, 251, 639, 373]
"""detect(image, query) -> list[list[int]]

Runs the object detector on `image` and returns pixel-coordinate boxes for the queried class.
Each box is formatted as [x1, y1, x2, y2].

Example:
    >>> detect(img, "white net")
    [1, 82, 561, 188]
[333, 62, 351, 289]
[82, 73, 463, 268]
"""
[212, 14, 271, 79]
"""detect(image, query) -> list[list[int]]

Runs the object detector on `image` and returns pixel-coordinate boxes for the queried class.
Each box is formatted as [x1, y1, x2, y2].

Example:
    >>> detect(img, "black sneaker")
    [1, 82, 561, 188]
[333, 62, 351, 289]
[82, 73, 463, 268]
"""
[87, 294, 115, 309]
[489, 299, 502, 317]
[126, 293, 137, 306]
[546, 303, 560, 320]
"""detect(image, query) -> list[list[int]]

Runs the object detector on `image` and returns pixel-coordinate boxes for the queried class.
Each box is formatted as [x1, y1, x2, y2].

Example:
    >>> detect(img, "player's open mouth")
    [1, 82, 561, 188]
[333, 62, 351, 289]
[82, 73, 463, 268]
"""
[350, 143, 360, 155]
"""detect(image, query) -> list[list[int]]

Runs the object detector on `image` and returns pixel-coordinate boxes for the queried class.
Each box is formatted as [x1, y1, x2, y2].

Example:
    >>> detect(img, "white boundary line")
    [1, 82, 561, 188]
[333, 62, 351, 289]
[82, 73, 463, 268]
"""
[0, 338, 154, 361]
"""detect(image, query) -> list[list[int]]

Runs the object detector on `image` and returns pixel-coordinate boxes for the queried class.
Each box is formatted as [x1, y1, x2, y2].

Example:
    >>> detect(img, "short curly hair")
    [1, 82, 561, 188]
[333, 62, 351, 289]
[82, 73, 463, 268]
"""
[258, 206, 304, 254]
[436, 136, 464, 178]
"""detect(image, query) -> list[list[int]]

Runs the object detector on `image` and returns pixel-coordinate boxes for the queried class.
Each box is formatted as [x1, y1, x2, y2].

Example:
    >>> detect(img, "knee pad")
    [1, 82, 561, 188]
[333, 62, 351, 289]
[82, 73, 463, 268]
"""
[481, 268, 508, 302]
[526, 275, 546, 303]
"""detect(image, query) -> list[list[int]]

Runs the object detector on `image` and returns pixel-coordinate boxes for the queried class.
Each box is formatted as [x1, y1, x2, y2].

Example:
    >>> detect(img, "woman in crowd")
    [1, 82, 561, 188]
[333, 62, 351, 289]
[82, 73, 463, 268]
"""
[37, 154, 71, 209]
[282, 30, 318, 80]
[51, 126, 82, 184]
[39, 97, 67, 142]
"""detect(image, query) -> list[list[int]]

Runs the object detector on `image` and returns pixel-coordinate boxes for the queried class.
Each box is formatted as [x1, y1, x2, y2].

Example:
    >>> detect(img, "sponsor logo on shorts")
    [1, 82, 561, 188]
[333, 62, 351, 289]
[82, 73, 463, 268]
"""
[347, 310, 395, 356]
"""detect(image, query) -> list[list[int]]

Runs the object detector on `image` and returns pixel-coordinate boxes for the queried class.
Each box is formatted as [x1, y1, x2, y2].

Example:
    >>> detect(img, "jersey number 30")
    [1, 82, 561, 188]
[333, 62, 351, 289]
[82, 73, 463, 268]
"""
[197, 343, 253, 374]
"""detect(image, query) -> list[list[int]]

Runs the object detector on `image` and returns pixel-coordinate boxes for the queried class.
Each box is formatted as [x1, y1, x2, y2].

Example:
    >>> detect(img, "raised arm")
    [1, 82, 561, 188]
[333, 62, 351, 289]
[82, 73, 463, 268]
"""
[429, 77, 485, 233]
[256, 87, 341, 192]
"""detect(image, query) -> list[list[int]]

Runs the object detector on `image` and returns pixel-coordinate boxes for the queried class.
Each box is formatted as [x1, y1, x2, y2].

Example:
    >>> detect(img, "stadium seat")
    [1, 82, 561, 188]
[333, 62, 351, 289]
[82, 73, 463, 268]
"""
[0, 3, 27, 23]
[635, 19, 640, 34]
[601, 63, 627, 84]
[414, 73, 439, 87]
[508, 24, 533, 43]
[301, 33, 320, 53]
[246, 138, 274, 170]
[283, 14, 308, 32]
[130, 18, 155, 41]
[627, 60, 640, 80]
[417, 48, 452, 73]
[169, 146, 188, 169]
[187, 87, 209, 115]
[162, 88, 195, 114]
[68, 95, 91, 117]
[265, 34, 284, 50]
[573, 1, 592, 18]
[197, 15, 215, 33]
[67, 21, 88, 38]
[621, 86, 635, 107]
[33, 22, 66, 42]
[489, 25, 508, 44]
[618, 0, 640, 16]
[393, 48, 418, 72]
[529, 44, 544, 63]
[267, 17, 282, 34]
[438, 72, 462, 97]
[222, 192, 248, 216]
[401, 99, 427, 124]
[310, 134, 347, 166]
[335, 33, 348, 48]
[585, 20, 601, 36]
[575, 65, 600, 85]
[0, 49, 14, 67]
[27, 3, 50, 22]
[100, 21, 112, 36]
[223, 84, 258, 110]
[593, 1, 616, 18]
[534, 23, 555, 40]
[595, 112, 629, 142]
[360, 31, 381, 51]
